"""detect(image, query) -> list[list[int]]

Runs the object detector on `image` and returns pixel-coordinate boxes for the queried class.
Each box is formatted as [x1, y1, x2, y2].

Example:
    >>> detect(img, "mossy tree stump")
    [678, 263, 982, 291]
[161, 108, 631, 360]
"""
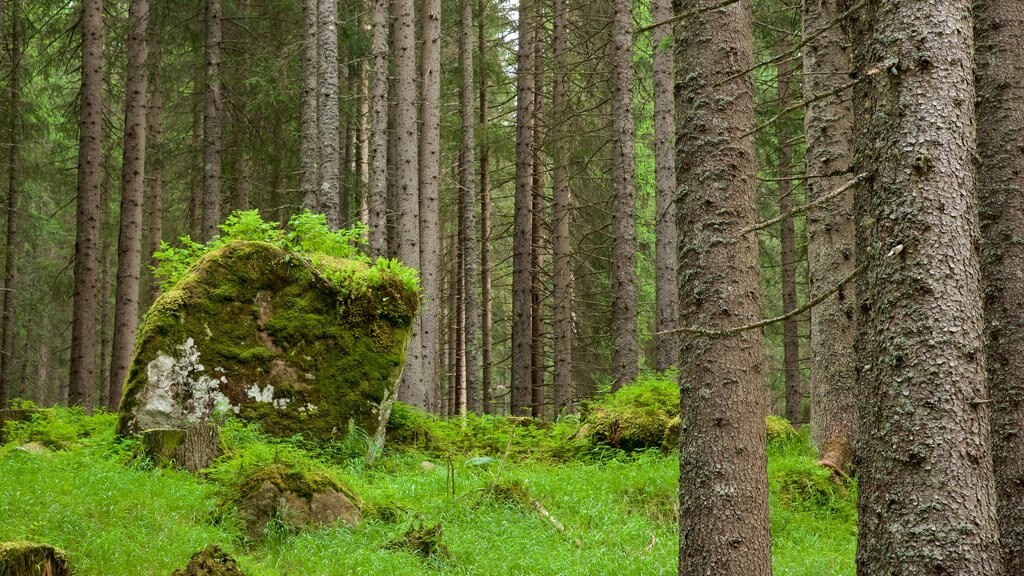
[172, 545, 246, 576]
[0, 541, 69, 576]
[142, 422, 222, 472]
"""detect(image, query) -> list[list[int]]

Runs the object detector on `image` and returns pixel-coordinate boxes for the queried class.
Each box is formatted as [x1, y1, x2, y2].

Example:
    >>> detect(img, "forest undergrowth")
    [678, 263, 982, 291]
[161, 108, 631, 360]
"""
[0, 401, 855, 575]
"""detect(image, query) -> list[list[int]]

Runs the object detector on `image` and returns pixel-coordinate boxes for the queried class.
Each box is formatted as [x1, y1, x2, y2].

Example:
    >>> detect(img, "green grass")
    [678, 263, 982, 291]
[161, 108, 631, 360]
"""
[0, 410, 855, 575]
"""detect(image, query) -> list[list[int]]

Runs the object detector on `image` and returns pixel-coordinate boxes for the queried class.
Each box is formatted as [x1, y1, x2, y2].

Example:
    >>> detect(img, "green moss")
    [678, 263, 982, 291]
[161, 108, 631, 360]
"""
[0, 541, 69, 576]
[585, 406, 670, 452]
[236, 463, 341, 500]
[767, 415, 798, 443]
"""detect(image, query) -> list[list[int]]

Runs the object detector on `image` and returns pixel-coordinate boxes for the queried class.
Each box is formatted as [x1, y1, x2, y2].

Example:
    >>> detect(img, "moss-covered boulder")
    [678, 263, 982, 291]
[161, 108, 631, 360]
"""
[172, 545, 246, 576]
[0, 541, 69, 576]
[117, 241, 418, 442]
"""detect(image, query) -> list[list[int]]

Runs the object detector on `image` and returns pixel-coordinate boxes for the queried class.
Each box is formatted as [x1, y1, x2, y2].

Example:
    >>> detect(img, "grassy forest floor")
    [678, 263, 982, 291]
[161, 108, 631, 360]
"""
[0, 406, 856, 575]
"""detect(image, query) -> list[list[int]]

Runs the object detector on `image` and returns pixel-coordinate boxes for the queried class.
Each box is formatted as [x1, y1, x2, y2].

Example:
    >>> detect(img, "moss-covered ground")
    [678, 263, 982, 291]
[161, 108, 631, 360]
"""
[0, 405, 855, 576]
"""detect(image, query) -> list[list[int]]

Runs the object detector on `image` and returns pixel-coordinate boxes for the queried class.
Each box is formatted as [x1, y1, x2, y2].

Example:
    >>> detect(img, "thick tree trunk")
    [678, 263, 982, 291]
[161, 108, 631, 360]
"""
[300, 0, 318, 211]
[459, 0, 481, 414]
[69, 0, 105, 408]
[776, 38, 800, 426]
[511, 0, 535, 416]
[202, 0, 223, 242]
[479, 0, 493, 414]
[609, 0, 638, 391]
[0, 0, 21, 407]
[551, 0, 572, 414]
[109, 0, 149, 410]
[367, 0, 388, 257]
[852, 0, 1002, 572]
[675, 1, 771, 574]
[975, 0, 1024, 571]
[804, 0, 857, 474]
[420, 0, 442, 413]
[318, 0, 340, 228]
[651, 0, 677, 373]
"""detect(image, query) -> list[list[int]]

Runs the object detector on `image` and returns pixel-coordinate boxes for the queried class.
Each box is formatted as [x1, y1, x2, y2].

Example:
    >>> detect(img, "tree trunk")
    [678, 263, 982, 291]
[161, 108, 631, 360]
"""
[976, 0, 1024, 572]
[367, 0, 388, 257]
[551, 0, 572, 414]
[852, 0, 1002, 571]
[776, 37, 800, 426]
[109, 0, 149, 411]
[146, 26, 164, 307]
[459, 0, 480, 415]
[0, 0, 21, 407]
[651, 0, 677, 373]
[675, 1, 771, 574]
[69, 0, 105, 408]
[419, 0, 442, 413]
[511, 0, 535, 416]
[479, 0, 493, 415]
[300, 0, 318, 211]
[804, 0, 857, 474]
[202, 0, 223, 242]
[318, 0, 340, 228]
[358, 53, 370, 228]
[530, 30, 545, 419]
[189, 80, 203, 241]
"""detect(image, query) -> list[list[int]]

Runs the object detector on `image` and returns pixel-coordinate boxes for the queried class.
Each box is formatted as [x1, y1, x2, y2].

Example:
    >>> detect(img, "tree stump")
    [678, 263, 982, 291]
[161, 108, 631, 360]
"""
[141, 422, 222, 472]
[0, 541, 70, 576]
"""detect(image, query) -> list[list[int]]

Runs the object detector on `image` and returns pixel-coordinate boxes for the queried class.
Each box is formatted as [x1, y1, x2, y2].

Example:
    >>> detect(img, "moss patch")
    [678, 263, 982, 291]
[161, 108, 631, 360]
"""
[0, 541, 70, 576]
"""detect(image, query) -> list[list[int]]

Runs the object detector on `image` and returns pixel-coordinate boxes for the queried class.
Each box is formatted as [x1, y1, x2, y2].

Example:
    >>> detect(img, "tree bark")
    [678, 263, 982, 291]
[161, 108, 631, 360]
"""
[318, 0, 340, 228]
[109, 0, 149, 410]
[189, 79, 203, 241]
[652, 0, 677, 373]
[551, 0, 572, 414]
[609, 0, 638, 391]
[776, 36, 800, 426]
[675, 1, 771, 574]
[202, 0, 223, 242]
[0, 0, 21, 407]
[367, 0, 388, 257]
[300, 0, 318, 212]
[511, 0, 535, 416]
[420, 0, 442, 413]
[852, 0, 1002, 572]
[479, 0, 493, 414]
[975, 0, 1024, 571]
[804, 0, 857, 474]
[530, 28, 545, 419]
[146, 24, 164, 307]
[459, 0, 481, 414]
[69, 0, 105, 408]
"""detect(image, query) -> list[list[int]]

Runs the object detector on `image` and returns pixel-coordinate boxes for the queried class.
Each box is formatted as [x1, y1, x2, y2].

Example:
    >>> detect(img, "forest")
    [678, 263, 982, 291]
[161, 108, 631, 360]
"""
[0, 0, 1020, 574]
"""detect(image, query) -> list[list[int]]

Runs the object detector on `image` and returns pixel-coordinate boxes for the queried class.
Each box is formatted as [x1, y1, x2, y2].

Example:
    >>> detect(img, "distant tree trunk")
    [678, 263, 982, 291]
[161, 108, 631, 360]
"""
[479, 0, 493, 414]
[189, 83, 203, 241]
[459, 0, 480, 414]
[804, 0, 857, 474]
[457, 200, 467, 416]
[511, 0, 535, 416]
[977, 1, 1024, 571]
[652, 0, 676, 373]
[447, 240, 458, 417]
[530, 30, 545, 419]
[852, 0, 1002, 571]
[358, 55, 370, 227]
[675, 1, 772, 574]
[367, 0, 388, 257]
[551, 0, 572, 414]
[318, 0, 340, 228]
[69, 0, 105, 408]
[202, 0, 223, 242]
[776, 38, 800, 426]
[609, 0, 637, 390]
[419, 0, 442, 413]
[300, 0, 318, 211]
[109, 0, 149, 410]
[98, 128, 113, 408]
[146, 29, 164, 306]
[0, 0, 20, 407]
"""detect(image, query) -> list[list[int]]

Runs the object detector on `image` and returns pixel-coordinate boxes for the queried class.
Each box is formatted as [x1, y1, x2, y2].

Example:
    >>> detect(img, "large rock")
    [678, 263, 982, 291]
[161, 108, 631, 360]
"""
[116, 241, 418, 441]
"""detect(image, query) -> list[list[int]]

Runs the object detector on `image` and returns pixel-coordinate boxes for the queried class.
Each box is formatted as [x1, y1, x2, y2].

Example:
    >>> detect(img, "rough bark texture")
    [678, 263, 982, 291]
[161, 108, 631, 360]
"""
[674, 1, 772, 574]
[202, 0, 223, 242]
[511, 0, 535, 416]
[393, 0, 424, 408]
[146, 30, 164, 307]
[776, 38, 800, 426]
[459, 0, 481, 414]
[975, 0, 1024, 571]
[530, 40, 545, 418]
[367, 0, 388, 258]
[317, 0, 340, 228]
[551, 0, 572, 414]
[0, 0, 20, 407]
[420, 0, 442, 412]
[69, 0, 105, 407]
[110, 0, 149, 410]
[804, 0, 857, 474]
[300, 0, 318, 212]
[609, 0, 638, 391]
[479, 0, 493, 414]
[852, 0, 1002, 572]
[652, 0, 677, 373]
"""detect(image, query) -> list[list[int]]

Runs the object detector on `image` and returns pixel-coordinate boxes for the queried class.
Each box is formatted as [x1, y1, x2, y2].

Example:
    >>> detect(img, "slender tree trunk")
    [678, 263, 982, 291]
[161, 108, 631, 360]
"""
[69, 0, 105, 408]
[0, 0, 20, 406]
[776, 38, 800, 426]
[189, 82, 203, 241]
[459, 0, 480, 414]
[804, 0, 857, 474]
[479, 0, 493, 414]
[358, 55, 370, 227]
[551, 0, 572, 414]
[511, 0, 535, 416]
[109, 0, 149, 410]
[530, 28, 545, 419]
[609, 0, 637, 390]
[977, 1, 1024, 571]
[447, 240, 458, 417]
[318, 0, 340, 228]
[300, 0, 318, 211]
[202, 0, 223, 242]
[367, 0, 388, 256]
[675, 1, 771, 573]
[419, 0, 442, 413]
[652, 0, 677, 373]
[97, 127, 113, 408]
[457, 199, 467, 416]
[852, 0, 1002, 571]
[146, 27, 164, 306]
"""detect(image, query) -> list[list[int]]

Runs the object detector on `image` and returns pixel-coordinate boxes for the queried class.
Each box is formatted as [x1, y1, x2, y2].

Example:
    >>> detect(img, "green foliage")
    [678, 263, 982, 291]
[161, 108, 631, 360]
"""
[766, 415, 799, 444]
[2, 405, 119, 451]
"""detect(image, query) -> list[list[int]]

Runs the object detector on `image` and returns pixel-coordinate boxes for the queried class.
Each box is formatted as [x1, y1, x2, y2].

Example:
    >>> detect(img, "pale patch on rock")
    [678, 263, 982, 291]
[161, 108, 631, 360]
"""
[136, 338, 237, 430]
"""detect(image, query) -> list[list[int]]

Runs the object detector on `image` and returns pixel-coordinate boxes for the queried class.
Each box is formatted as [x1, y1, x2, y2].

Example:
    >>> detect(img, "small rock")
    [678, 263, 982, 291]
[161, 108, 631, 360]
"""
[420, 461, 436, 472]
[15, 442, 48, 455]
[172, 545, 246, 576]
